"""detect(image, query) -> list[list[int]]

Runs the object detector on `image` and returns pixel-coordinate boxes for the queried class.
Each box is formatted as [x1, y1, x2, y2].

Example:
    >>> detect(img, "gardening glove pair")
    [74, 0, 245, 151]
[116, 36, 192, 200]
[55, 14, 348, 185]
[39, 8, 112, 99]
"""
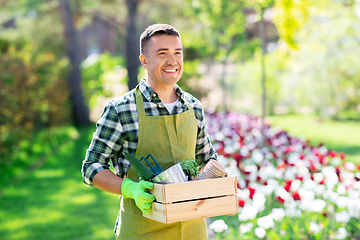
[121, 179, 156, 214]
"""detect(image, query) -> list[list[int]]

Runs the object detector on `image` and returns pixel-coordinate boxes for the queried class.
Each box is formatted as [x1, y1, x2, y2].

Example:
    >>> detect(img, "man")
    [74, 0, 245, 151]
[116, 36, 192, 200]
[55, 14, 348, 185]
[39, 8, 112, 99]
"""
[82, 23, 217, 239]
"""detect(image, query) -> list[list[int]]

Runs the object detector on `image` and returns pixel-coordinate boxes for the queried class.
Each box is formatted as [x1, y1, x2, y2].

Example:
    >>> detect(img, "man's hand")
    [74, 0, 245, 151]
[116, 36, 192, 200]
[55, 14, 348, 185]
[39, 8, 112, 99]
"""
[121, 179, 156, 214]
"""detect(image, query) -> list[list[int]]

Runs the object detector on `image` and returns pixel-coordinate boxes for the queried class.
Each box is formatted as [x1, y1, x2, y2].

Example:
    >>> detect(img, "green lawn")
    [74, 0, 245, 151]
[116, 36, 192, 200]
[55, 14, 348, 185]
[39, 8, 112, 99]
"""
[0, 126, 119, 240]
[266, 115, 360, 164]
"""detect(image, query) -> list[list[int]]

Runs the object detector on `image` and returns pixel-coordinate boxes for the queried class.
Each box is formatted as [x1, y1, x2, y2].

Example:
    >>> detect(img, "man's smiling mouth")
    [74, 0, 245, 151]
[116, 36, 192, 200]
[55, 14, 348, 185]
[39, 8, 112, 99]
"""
[163, 69, 177, 73]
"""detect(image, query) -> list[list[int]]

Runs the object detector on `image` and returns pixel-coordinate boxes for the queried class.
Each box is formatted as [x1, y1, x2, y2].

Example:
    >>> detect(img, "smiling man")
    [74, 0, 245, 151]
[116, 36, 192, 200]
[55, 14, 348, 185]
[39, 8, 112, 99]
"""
[82, 24, 217, 240]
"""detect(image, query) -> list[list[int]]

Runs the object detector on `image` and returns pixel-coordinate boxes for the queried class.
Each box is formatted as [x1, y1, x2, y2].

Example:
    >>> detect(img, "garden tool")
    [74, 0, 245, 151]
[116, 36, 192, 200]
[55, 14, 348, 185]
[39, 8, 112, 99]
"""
[124, 152, 188, 184]
[124, 152, 163, 181]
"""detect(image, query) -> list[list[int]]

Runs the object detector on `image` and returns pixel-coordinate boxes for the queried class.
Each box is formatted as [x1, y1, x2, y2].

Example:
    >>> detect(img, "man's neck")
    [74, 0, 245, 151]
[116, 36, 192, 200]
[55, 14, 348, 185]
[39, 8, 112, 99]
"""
[146, 80, 178, 103]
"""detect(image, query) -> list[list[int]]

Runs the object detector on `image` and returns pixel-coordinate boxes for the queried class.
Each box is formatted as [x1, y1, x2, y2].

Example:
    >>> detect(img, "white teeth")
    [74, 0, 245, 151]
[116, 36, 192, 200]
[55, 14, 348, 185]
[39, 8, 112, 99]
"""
[164, 69, 176, 72]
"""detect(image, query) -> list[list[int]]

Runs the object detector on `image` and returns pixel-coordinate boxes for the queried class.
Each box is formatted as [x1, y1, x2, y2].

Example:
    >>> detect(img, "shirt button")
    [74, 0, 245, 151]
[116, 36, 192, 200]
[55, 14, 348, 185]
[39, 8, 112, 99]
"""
[152, 93, 156, 97]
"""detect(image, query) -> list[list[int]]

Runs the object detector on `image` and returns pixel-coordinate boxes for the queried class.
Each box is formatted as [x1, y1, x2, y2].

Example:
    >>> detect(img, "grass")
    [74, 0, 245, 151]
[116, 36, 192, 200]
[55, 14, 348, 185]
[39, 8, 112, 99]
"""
[266, 115, 360, 164]
[0, 126, 119, 240]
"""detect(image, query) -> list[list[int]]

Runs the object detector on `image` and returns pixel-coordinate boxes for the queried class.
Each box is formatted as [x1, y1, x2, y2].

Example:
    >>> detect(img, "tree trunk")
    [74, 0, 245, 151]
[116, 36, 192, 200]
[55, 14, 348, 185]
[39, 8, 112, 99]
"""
[125, 0, 141, 90]
[259, 10, 267, 146]
[59, 0, 90, 125]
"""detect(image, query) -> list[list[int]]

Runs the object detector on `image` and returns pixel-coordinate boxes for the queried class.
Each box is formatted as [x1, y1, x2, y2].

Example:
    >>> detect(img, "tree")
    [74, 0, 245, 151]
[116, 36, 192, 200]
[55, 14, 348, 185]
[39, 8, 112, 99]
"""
[246, 0, 275, 146]
[59, 0, 90, 125]
[125, 0, 141, 90]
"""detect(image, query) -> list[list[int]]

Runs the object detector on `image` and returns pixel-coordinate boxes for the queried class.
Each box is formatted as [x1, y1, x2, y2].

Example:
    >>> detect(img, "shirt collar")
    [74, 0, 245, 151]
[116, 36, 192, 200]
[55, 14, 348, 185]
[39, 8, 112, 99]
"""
[139, 78, 186, 103]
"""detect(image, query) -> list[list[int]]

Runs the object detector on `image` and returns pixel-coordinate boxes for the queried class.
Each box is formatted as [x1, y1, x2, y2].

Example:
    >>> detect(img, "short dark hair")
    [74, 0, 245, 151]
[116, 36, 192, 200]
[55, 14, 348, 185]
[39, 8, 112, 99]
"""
[139, 24, 181, 55]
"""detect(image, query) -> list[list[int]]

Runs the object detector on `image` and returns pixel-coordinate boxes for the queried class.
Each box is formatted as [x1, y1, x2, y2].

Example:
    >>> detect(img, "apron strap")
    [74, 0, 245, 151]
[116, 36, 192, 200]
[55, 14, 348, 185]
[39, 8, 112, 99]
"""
[135, 86, 146, 116]
[135, 84, 194, 116]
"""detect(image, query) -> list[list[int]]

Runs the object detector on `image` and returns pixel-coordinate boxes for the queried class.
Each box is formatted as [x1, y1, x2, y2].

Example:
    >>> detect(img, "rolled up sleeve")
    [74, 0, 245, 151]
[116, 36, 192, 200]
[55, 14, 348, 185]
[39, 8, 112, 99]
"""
[81, 103, 124, 186]
[194, 103, 217, 165]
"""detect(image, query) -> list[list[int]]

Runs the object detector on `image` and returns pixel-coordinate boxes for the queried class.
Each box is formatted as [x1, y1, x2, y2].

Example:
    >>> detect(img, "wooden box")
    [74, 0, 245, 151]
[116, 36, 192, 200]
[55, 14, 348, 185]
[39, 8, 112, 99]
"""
[143, 176, 238, 223]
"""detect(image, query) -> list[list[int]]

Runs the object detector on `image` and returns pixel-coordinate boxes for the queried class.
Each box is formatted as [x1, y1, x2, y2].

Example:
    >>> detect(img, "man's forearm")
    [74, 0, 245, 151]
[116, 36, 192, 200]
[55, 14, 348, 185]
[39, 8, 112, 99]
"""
[92, 169, 124, 195]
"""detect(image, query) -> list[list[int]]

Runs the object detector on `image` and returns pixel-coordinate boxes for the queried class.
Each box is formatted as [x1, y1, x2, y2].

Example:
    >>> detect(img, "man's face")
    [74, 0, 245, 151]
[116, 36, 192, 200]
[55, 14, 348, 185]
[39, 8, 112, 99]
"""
[140, 34, 184, 87]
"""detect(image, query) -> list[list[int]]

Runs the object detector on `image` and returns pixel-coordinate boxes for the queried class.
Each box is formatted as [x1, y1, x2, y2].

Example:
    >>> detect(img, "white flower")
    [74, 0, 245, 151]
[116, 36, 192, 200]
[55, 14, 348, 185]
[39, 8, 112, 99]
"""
[336, 227, 348, 240]
[331, 157, 342, 167]
[337, 183, 347, 195]
[311, 199, 326, 212]
[354, 182, 360, 191]
[275, 186, 291, 201]
[238, 203, 258, 221]
[290, 179, 301, 192]
[253, 192, 266, 210]
[267, 178, 280, 189]
[244, 164, 258, 175]
[251, 148, 264, 164]
[239, 222, 254, 234]
[314, 185, 326, 197]
[255, 227, 266, 238]
[344, 162, 355, 171]
[313, 172, 324, 183]
[284, 169, 295, 180]
[298, 166, 310, 176]
[240, 145, 250, 156]
[271, 208, 285, 221]
[319, 146, 328, 155]
[303, 179, 316, 190]
[309, 222, 322, 234]
[300, 199, 325, 212]
[336, 196, 347, 209]
[335, 210, 350, 223]
[237, 188, 250, 200]
[298, 188, 315, 201]
[257, 214, 275, 229]
[209, 219, 228, 233]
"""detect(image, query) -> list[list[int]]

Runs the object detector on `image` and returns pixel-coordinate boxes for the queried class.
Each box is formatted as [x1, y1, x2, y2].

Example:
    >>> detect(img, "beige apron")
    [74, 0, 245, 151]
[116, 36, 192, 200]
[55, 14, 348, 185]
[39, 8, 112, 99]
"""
[115, 86, 208, 240]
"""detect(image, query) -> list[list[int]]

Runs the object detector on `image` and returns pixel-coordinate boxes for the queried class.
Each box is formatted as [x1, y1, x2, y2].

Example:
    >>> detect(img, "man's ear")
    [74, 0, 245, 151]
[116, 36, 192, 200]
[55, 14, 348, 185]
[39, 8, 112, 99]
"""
[139, 54, 148, 69]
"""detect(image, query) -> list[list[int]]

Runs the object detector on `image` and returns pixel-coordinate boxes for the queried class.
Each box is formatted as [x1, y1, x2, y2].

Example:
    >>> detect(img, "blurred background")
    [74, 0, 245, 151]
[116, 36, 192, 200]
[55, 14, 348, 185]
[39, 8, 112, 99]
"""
[1, 0, 360, 239]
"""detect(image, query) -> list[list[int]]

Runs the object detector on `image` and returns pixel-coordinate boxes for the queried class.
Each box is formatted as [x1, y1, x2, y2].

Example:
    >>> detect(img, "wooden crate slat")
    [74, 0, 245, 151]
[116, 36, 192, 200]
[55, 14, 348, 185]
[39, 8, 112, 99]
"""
[150, 176, 237, 203]
[143, 195, 238, 223]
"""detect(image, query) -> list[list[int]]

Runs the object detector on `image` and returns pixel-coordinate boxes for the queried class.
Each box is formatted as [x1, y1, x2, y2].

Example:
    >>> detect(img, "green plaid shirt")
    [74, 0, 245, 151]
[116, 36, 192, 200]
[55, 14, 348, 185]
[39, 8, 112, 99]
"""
[82, 79, 217, 186]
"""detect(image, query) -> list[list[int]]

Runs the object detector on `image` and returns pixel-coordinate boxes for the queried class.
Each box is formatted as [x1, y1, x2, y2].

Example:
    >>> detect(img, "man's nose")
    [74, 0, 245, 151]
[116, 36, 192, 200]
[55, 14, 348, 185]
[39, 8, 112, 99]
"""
[166, 54, 176, 65]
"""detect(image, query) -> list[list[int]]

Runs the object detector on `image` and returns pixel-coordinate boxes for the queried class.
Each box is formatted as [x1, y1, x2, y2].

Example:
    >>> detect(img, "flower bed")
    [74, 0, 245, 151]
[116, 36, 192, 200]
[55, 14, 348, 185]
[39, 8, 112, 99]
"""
[206, 111, 360, 240]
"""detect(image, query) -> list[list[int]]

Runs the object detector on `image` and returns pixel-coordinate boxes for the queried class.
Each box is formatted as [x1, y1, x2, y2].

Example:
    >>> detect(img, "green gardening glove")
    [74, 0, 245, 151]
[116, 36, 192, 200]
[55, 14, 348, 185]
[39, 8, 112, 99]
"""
[121, 179, 156, 214]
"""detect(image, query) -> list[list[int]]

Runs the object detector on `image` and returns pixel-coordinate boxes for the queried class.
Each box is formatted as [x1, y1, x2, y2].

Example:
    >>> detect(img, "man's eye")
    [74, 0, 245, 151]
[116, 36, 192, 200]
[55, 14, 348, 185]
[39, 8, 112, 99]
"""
[159, 52, 166, 56]
[176, 52, 182, 55]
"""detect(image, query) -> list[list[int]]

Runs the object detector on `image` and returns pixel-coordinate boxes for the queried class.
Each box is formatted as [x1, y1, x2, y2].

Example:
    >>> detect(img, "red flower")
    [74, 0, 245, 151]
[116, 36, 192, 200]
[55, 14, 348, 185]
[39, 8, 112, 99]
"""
[285, 179, 293, 185]
[319, 179, 325, 185]
[357, 164, 360, 171]
[299, 153, 305, 160]
[339, 152, 346, 160]
[322, 212, 329, 218]
[321, 157, 329, 166]
[296, 175, 304, 181]
[277, 161, 286, 171]
[238, 199, 246, 207]
[284, 184, 291, 192]
[275, 196, 285, 204]
[292, 192, 301, 201]
[284, 146, 292, 154]
[248, 187, 256, 199]
[329, 150, 337, 158]
[233, 152, 242, 162]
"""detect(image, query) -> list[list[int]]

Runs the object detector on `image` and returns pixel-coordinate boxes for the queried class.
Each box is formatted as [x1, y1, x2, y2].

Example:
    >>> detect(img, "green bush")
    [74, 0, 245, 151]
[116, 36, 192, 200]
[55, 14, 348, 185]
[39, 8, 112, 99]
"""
[0, 40, 71, 166]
